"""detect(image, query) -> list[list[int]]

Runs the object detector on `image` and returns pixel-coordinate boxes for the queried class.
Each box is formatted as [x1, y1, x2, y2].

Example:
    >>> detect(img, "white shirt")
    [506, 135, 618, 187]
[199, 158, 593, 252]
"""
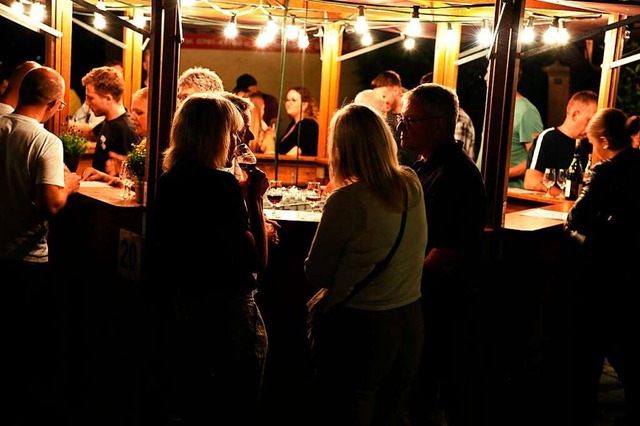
[0, 113, 65, 262]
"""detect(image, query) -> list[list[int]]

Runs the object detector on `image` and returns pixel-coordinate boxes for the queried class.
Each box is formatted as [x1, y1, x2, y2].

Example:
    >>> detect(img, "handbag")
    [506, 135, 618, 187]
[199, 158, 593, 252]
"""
[307, 193, 408, 349]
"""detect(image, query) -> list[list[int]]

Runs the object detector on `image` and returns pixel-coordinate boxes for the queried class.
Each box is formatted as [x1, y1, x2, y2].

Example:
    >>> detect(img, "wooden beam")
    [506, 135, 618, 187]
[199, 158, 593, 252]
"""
[46, 0, 73, 135]
[433, 21, 461, 90]
[123, 9, 145, 108]
[481, 0, 526, 231]
[317, 23, 342, 160]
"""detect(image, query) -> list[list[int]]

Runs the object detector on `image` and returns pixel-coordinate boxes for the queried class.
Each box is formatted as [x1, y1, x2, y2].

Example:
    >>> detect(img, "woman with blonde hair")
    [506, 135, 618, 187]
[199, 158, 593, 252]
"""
[565, 107, 640, 426]
[153, 92, 269, 425]
[305, 103, 427, 425]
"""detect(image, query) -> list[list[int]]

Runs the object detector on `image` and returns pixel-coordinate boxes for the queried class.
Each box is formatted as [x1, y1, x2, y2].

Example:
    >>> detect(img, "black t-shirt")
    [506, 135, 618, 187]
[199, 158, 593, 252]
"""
[92, 112, 140, 172]
[278, 118, 319, 156]
[527, 127, 592, 172]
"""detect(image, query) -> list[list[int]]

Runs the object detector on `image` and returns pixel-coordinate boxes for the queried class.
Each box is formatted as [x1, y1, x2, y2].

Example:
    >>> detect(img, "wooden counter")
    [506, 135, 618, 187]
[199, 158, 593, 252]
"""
[256, 153, 328, 186]
[504, 187, 573, 232]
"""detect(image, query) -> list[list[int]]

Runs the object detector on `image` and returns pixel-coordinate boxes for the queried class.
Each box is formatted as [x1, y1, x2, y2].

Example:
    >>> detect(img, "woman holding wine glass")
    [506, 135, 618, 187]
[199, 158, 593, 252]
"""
[152, 92, 269, 424]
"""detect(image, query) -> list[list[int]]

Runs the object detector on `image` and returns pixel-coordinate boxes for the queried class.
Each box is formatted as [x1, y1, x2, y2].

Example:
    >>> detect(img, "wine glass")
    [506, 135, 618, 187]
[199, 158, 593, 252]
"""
[266, 180, 283, 209]
[542, 167, 556, 198]
[233, 143, 257, 174]
[555, 169, 567, 199]
[119, 160, 134, 200]
[305, 181, 322, 212]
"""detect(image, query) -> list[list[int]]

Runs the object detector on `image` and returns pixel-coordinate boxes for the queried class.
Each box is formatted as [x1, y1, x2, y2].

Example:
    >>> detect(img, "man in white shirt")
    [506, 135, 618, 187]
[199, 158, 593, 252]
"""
[0, 66, 80, 424]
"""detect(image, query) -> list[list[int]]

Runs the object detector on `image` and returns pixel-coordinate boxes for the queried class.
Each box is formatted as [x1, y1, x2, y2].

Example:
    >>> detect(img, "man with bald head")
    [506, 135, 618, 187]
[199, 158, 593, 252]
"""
[0, 66, 80, 424]
[0, 60, 41, 115]
[353, 89, 387, 116]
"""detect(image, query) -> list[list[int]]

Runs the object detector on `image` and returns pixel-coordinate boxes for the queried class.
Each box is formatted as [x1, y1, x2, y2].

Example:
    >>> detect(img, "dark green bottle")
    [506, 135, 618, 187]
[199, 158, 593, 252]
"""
[564, 139, 583, 201]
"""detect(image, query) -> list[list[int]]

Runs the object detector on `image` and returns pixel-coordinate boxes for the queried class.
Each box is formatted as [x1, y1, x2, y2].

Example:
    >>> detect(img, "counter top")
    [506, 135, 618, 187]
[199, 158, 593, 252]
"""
[77, 181, 143, 208]
[504, 200, 572, 232]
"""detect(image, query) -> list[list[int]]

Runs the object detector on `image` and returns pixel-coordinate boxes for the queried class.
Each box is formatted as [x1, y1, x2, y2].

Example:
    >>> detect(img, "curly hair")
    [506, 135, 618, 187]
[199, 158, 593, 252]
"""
[81, 66, 125, 101]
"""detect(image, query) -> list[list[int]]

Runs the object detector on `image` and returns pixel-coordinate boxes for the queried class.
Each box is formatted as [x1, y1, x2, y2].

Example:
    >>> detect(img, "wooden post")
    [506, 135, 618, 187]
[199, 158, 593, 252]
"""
[433, 22, 461, 90]
[316, 23, 342, 159]
[45, 0, 73, 135]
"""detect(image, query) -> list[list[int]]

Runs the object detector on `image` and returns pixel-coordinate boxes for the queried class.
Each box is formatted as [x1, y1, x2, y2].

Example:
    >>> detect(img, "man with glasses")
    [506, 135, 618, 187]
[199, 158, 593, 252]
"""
[400, 83, 487, 426]
[81, 66, 139, 175]
[0, 66, 80, 424]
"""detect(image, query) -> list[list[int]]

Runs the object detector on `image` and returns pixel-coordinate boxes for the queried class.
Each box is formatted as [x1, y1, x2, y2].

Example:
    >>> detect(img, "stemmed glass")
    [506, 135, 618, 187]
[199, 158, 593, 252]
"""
[233, 143, 257, 174]
[266, 180, 283, 209]
[542, 167, 556, 198]
[305, 181, 322, 212]
[119, 160, 134, 200]
[556, 169, 567, 199]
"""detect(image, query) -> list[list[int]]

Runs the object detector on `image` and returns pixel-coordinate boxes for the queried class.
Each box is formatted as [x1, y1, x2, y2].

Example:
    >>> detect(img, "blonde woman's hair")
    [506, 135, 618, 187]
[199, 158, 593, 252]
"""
[329, 103, 414, 211]
[163, 93, 243, 172]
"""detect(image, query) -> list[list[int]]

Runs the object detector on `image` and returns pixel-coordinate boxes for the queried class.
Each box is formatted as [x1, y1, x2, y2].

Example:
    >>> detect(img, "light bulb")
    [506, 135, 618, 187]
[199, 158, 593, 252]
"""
[355, 6, 368, 35]
[224, 15, 238, 38]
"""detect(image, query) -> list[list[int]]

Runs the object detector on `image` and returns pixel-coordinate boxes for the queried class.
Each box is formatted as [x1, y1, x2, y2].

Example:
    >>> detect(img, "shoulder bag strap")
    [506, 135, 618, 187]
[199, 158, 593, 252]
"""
[337, 189, 409, 307]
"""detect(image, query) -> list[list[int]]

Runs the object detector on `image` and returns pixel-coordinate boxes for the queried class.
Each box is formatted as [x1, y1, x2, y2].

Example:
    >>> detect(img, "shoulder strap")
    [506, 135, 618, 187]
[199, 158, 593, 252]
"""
[338, 189, 409, 307]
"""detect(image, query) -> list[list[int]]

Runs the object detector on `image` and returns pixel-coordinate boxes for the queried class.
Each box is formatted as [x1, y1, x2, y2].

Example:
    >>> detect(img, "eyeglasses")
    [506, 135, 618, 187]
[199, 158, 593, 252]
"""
[57, 100, 67, 111]
[396, 115, 443, 129]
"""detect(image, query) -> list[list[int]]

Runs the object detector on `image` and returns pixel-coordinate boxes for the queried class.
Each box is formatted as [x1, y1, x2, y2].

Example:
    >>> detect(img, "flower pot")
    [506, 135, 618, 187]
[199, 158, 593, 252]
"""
[134, 179, 146, 204]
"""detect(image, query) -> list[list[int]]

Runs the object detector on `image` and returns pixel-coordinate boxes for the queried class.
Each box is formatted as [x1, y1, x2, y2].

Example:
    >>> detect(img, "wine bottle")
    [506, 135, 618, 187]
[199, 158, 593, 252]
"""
[564, 139, 584, 201]
[583, 153, 593, 185]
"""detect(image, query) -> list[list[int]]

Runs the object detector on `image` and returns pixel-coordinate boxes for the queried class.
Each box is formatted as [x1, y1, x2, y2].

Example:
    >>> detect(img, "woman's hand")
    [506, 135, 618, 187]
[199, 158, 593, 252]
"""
[246, 167, 269, 200]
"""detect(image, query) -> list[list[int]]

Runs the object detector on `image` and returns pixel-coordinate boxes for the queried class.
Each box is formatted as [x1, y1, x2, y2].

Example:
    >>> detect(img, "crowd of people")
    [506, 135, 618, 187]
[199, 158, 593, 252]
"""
[2, 57, 640, 426]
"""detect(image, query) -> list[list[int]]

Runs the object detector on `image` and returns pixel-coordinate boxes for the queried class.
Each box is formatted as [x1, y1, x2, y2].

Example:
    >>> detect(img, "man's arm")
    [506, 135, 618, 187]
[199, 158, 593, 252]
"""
[36, 171, 80, 217]
[509, 141, 532, 179]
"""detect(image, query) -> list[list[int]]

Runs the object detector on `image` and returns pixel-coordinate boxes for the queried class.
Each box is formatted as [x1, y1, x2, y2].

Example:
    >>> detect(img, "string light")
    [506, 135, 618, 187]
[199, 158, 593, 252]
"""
[355, 6, 368, 35]
[403, 37, 416, 50]
[521, 17, 535, 44]
[30, 1, 45, 22]
[286, 16, 299, 40]
[478, 19, 492, 47]
[361, 32, 372, 46]
[224, 14, 238, 38]
[11, 1, 24, 15]
[405, 6, 421, 37]
[94, 0, 106, 29]
[543, 17, 559, 44]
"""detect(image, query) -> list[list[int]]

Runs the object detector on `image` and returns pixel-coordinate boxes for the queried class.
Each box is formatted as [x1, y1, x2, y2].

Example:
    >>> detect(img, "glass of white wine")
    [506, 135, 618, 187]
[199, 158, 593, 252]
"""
[555, 168, 567, 199]
[542, 167, 556, 198]
[119, 160, 134, 200]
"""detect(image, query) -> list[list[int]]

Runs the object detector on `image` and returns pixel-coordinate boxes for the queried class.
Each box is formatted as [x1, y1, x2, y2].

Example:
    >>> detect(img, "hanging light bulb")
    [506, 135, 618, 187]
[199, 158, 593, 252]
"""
[444, 22, 456, 43]
[355, 6, 368, 35]
[286, 16, 299, 40]
[256, 30, 270, 48]
[405, 6, 421, 37]
[361, 32, 372, 46]
[298, 31, 310, 49]
[224, 15, 238, 38]
[478, 19, 492, 47]
[543, 17, 559, 44]
[557, 19, 569, 44]
[30, 1, 45, 22]
[11, 1, 24, 15]
[94, 0, 106, 29]
[521, 17, 535, 44]
[132, 15, 146, 28]
[403, 37, 416, 50]
[265, 14, 279, 38]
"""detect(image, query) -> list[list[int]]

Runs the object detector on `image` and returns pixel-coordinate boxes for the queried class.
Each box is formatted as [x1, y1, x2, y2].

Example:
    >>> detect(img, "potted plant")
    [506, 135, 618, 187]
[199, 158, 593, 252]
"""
[126, 140, 146, 203]
[59, 126, 90, 172]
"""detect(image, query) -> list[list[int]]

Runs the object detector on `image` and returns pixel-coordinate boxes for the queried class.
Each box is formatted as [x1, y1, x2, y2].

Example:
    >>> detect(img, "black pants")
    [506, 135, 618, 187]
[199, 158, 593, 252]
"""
[2, 258, 65, 425]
